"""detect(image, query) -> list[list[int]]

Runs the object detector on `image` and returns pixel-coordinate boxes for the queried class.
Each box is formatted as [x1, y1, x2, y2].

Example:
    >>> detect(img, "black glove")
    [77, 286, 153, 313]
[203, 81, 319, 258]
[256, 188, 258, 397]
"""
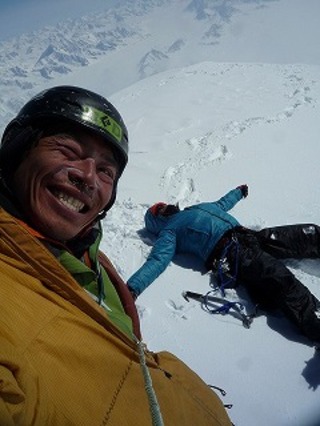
[237, 184, 248, 198]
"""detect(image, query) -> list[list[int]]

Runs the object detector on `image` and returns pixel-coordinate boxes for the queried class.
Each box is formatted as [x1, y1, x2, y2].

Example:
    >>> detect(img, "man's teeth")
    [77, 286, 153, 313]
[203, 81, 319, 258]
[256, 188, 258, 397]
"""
[55, 192, 85, 212]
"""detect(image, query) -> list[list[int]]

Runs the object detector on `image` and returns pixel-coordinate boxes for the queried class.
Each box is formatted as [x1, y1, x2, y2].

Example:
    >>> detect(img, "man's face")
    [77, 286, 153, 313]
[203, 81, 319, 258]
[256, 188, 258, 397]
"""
[12, 128, 119, 242]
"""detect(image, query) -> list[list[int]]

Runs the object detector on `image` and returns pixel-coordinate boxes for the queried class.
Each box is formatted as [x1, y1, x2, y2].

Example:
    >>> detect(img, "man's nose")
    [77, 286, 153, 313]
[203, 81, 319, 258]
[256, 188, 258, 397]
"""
[68, 158, 96, 189]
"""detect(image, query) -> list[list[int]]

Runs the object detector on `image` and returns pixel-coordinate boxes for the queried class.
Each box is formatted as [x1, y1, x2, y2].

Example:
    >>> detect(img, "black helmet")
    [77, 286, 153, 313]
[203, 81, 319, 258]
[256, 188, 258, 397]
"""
[0, 85, 128, 177]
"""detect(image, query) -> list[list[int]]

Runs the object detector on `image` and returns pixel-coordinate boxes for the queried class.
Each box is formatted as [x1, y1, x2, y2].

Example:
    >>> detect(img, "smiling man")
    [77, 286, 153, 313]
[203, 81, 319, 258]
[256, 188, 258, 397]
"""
[12, 129, 118, 241]
[0, 86, 231, 426]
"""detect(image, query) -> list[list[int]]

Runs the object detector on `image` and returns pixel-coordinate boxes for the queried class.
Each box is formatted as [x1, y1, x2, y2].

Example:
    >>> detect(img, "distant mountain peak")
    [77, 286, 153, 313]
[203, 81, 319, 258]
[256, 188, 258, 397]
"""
[139, 49, 169, 78]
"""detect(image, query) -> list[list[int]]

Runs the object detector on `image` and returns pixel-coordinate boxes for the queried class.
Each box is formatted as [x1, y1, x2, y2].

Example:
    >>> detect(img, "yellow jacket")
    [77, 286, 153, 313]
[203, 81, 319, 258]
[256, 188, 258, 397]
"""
[0, 207, 231, 426]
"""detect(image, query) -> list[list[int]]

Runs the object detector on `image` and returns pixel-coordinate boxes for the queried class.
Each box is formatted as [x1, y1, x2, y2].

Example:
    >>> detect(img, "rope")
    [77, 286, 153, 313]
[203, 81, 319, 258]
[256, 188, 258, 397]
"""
[135, 337, 164, 426]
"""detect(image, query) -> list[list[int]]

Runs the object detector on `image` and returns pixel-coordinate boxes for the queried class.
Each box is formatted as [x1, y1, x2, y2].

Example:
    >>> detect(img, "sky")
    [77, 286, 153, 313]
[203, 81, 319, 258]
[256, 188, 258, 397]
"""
[1, 0, 320, 425]
[0, 0, 123, 40]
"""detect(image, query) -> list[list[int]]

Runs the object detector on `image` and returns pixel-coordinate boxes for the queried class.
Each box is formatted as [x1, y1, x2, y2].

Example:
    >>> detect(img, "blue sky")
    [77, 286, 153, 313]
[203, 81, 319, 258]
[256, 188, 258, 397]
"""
[0, 0, 122, 41]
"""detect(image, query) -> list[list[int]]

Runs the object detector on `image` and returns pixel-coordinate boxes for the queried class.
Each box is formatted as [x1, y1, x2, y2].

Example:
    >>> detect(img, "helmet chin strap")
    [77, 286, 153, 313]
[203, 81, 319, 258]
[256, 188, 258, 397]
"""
[93, 179, 118, 223]
[105, 180, 118, 213]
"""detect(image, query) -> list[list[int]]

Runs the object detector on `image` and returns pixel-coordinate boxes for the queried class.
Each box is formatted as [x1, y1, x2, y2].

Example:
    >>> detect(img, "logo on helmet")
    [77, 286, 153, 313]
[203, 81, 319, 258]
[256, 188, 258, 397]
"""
[82, 106, 123, 143]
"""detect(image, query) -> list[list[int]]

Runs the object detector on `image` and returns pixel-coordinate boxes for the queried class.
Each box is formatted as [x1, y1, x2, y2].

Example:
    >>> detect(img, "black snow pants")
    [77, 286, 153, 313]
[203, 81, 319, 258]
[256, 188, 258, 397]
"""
[224, 224, 320, 345]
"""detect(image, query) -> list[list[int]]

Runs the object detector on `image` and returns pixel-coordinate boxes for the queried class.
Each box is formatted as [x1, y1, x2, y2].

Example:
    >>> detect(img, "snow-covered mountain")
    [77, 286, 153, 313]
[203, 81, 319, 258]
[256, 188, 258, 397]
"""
[1, 1, 320, 425]
[0, 1, 223, 86]
[1, 0, 319, 131]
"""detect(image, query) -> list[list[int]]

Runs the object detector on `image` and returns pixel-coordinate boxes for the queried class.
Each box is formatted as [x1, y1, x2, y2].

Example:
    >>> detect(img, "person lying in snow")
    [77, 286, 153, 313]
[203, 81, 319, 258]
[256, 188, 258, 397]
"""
[127, 185, 320, 348]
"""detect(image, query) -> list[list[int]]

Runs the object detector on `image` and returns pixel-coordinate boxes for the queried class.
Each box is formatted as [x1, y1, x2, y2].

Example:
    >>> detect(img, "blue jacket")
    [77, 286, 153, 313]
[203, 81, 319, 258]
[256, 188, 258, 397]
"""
[128, 188, 243, 296]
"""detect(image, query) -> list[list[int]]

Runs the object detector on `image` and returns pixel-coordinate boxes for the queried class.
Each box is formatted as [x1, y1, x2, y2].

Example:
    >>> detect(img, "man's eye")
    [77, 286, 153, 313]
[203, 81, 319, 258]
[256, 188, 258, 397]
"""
[99, 167, 115, 181]
[60, 145, 79, 159]
[52, 137, 80, 158]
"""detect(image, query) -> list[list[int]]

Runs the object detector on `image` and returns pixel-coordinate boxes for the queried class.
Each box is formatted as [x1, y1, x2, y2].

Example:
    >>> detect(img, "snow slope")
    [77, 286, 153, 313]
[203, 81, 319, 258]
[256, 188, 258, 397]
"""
[102, 61, 320, 426]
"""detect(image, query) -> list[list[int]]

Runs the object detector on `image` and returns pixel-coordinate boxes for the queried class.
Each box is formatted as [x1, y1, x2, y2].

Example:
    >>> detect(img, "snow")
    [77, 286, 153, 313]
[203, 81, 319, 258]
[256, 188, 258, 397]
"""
[102, 61, 320, 426]
[1, 1, 320, 425]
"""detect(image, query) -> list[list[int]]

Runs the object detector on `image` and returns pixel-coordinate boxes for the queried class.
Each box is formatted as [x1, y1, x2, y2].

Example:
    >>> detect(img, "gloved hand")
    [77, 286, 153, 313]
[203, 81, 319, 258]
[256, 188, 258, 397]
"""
[237, 184, 248, 198]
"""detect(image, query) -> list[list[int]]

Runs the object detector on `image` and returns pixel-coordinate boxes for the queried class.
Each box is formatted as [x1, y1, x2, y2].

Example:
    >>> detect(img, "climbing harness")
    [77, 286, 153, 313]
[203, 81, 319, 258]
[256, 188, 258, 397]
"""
[183, 290, 254, 329]
[214, 235, 240, 297]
